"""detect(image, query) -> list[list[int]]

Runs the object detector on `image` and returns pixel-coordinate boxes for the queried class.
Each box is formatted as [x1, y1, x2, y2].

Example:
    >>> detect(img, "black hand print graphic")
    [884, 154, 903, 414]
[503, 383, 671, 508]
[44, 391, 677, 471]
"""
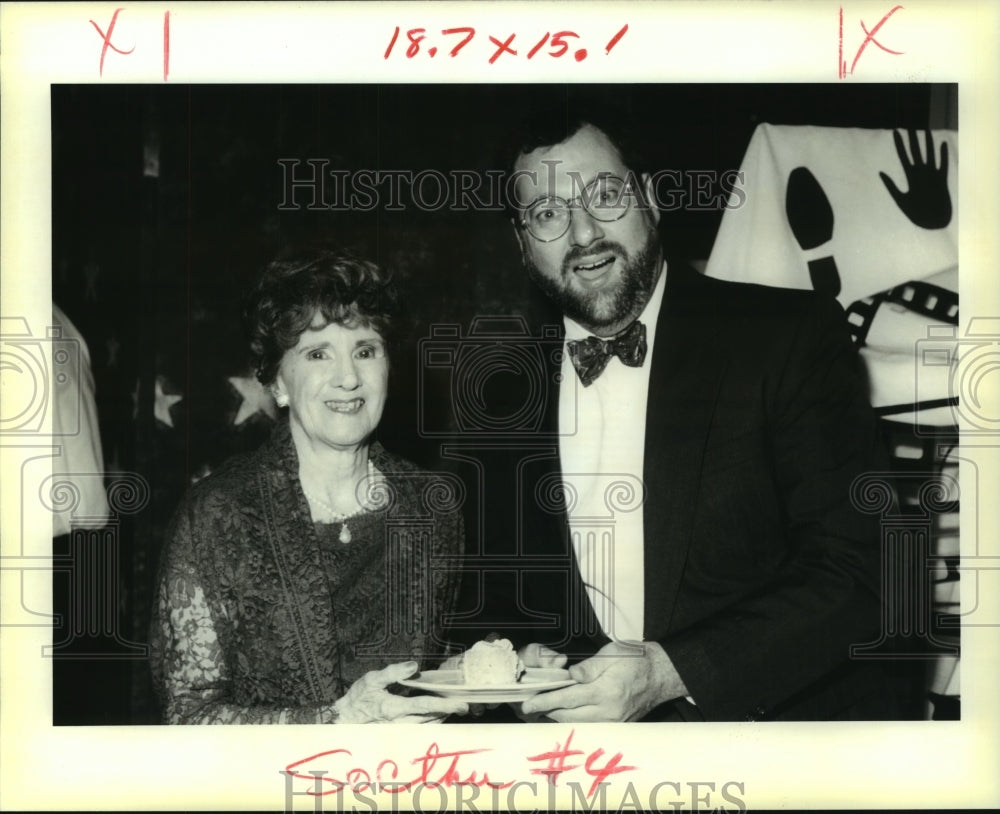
[879, 129, 952, 229]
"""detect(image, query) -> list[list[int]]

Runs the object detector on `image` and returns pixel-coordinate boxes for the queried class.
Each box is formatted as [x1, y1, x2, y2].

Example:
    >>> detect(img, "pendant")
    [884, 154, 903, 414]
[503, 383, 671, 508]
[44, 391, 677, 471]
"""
[338, 523, 352, 544]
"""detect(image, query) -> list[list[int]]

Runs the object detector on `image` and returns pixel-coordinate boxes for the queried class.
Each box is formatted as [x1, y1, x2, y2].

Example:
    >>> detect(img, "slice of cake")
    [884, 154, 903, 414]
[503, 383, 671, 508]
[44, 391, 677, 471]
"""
[461, 638, 525, 685]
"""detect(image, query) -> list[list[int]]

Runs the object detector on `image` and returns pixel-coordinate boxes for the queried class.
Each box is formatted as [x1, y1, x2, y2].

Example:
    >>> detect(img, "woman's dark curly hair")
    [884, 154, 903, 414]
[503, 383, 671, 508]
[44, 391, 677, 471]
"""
[245, 246, 397, 386]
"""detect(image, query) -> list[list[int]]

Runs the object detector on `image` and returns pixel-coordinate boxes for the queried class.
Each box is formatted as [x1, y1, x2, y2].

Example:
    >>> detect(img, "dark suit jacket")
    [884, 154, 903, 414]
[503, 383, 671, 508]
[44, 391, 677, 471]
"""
[449, 263, 890, 721]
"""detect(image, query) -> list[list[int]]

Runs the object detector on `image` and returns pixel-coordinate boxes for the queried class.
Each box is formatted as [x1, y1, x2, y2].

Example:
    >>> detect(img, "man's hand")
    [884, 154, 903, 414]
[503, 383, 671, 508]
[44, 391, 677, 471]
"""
[519, 641, 687, 722]
[519, 642, 569, 669]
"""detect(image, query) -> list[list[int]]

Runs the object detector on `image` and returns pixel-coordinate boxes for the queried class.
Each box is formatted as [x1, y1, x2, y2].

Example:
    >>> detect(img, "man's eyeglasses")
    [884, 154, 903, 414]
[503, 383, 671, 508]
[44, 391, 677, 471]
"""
[519, 175, 637, 243]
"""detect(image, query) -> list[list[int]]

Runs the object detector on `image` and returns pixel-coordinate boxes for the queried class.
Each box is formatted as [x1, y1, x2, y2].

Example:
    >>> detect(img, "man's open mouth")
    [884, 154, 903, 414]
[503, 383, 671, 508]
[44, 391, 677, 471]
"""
[572, 254, 616, 282]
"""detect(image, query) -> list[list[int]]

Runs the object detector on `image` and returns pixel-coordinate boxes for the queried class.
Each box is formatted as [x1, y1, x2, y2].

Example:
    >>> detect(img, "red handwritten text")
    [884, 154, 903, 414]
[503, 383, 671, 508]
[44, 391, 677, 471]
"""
[526, 730, 638, 798]
[284, 730, 638, 801]
[163, 10, 170, 81]
[89, 8, 135, 77]
[89, 7, 171, 80]
[384, 24, 628, 64]
[838, 5, 905, 79]
[285, 742, 513, 796]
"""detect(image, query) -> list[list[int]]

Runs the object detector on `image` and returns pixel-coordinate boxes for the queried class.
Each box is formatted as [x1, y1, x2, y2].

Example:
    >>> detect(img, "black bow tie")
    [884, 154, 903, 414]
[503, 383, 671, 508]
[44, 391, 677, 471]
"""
[566, 320, 648, 387]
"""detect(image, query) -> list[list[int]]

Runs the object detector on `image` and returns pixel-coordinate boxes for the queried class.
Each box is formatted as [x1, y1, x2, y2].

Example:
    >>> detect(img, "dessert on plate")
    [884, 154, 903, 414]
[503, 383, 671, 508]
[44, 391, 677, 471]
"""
[460, 638, 525, 685]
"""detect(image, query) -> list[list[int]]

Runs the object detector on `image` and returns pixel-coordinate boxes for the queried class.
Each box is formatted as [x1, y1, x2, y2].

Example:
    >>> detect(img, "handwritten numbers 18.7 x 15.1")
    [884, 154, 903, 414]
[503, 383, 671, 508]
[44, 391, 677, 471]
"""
[384, 24, 628, 64]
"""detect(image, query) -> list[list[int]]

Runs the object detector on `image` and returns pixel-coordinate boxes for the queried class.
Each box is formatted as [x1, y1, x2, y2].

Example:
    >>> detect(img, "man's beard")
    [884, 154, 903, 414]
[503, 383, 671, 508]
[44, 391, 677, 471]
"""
[524, 228, 662, 334]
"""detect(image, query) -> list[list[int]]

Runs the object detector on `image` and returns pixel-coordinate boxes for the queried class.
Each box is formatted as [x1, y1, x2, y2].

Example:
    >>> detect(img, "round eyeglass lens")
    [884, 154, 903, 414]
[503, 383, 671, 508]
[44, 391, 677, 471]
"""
[523, 175, 633, 241]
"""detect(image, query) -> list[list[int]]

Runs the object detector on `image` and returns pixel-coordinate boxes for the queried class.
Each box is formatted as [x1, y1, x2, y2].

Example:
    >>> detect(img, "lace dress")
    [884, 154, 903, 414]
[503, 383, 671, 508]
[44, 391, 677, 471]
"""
[149, 419, 464, 724]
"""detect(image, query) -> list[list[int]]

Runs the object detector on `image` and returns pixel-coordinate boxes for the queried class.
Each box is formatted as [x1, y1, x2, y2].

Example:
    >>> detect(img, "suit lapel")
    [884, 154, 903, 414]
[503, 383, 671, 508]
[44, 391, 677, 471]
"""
[543, 266, 728, 646]
[642, 266, 728, 640]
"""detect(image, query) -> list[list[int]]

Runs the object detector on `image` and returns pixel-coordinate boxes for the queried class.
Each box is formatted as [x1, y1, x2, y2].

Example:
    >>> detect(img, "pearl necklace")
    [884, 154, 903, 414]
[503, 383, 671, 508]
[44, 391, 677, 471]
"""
[301, 459, 379, 544]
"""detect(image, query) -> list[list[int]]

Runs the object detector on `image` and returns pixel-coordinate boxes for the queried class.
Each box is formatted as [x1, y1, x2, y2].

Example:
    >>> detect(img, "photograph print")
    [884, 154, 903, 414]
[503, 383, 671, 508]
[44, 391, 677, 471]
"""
[48, 82, 960, 727]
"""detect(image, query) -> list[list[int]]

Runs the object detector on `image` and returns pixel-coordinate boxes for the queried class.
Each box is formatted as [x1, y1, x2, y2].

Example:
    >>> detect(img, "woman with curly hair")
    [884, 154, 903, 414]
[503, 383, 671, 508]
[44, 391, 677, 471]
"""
[150, 246, 468, 724]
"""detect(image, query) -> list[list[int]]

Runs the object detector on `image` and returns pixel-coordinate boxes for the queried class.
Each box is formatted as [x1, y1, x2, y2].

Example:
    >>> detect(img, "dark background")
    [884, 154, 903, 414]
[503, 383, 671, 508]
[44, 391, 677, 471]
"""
[51, 83, 954, 724]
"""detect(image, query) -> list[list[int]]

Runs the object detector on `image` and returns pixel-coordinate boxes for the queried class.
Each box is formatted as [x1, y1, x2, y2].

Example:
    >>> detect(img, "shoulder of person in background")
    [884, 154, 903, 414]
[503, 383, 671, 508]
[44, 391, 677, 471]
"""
[51, 303, 109, 534]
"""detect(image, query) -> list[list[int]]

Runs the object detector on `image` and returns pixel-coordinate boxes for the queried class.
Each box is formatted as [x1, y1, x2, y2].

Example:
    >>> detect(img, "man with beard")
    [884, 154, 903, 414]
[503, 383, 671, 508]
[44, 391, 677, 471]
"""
[452, 110, 892, 722]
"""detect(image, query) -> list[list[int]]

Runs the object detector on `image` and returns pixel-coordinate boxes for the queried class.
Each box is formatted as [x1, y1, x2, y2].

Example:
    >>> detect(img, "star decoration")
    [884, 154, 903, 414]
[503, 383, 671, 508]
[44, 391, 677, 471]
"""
[154, 376, 183, 428]
[228, 374, 277, 426]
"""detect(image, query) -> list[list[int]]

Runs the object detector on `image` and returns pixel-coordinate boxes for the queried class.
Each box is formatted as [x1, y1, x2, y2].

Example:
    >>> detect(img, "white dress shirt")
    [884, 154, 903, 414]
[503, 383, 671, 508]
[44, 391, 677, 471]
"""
[558, 265, 667, 643]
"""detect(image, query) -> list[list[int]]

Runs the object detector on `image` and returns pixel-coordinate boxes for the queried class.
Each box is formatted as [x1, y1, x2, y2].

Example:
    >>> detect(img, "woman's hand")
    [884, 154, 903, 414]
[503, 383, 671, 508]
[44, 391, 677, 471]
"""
[333, 661, 470, 723]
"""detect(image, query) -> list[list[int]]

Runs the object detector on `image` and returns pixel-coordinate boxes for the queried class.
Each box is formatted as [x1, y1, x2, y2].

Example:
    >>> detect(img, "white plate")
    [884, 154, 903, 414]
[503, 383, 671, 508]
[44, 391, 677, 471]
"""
[398, 668, 576, 703]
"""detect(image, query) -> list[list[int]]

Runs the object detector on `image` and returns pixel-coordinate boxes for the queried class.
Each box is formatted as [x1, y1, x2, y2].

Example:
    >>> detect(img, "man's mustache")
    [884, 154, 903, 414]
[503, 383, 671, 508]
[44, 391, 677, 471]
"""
[562, 240, 626, 275]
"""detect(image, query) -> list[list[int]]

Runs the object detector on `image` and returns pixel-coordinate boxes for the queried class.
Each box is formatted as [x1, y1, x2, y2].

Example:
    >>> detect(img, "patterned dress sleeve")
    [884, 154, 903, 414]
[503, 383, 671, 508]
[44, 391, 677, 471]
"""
[149, 500, 337, 725]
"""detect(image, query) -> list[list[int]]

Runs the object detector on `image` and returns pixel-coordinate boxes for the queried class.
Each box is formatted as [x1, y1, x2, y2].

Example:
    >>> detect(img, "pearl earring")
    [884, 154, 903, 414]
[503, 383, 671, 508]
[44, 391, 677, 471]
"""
[275, 392, 289, 407]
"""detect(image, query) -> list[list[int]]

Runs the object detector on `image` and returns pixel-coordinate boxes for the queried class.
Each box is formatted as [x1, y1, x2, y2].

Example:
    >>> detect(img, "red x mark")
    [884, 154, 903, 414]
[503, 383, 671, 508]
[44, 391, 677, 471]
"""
[90, 8, 135, 77]
[488, 33, 517, 64]
[839, 5, 905, 78]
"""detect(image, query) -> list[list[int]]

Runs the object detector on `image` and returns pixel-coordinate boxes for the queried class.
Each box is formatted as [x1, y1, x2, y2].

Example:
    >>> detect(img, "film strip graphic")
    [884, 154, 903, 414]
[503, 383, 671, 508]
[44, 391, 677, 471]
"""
[846, 279, 963, 717]
[850, 279, 961, 421]
[845, 278, 959, 348]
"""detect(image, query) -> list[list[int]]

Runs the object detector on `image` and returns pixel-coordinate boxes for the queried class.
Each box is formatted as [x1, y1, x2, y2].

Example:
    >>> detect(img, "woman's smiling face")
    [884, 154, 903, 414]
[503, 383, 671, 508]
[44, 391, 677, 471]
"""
[274, 314, 388, 453]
